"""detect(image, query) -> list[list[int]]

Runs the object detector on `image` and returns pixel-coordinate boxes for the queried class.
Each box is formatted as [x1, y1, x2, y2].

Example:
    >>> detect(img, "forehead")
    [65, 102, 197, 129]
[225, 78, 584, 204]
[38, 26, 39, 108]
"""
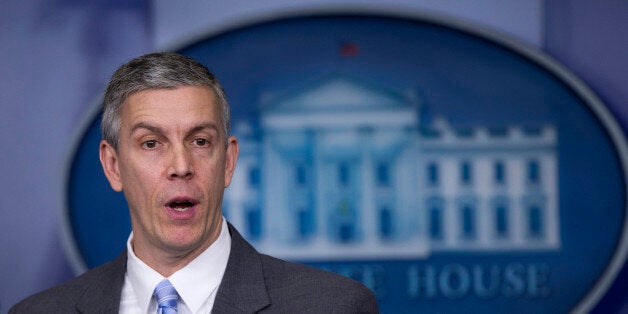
[120, 86, 220, 129]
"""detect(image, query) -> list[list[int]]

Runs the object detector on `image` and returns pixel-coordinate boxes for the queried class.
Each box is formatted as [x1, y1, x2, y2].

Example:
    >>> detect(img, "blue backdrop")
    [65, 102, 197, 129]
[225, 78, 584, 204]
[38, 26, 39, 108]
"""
[2, 1, 627, 313]
[66, 15, 627, 313]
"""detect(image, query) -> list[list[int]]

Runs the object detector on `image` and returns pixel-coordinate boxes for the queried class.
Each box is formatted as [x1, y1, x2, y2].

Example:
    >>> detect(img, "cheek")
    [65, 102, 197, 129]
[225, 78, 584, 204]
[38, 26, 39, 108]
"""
[120, 161, 161, 200]
[197, 160, 226, 191]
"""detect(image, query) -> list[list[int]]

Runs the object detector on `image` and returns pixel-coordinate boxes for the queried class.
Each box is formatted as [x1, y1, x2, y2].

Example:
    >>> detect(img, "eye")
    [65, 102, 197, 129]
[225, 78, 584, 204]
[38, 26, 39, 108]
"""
[142, 140, 158, 149]
[193, 138, 209, 147]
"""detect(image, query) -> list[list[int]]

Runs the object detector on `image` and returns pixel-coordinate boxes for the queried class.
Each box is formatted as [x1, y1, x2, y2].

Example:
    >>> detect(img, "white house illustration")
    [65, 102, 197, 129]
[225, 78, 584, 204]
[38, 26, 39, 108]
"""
[223, 74, 560, 260]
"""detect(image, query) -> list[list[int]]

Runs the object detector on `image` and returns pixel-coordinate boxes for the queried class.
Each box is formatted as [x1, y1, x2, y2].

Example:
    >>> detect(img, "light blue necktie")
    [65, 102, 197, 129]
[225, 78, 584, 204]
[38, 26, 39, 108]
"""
[153, 279, 179, 314]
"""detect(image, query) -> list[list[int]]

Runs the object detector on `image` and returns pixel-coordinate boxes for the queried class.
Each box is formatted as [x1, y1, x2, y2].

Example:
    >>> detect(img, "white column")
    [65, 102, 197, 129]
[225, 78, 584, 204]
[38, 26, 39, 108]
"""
[361, 132, 377, 245]
[476, 159, 491, 246]
[509, 158, 524, 246]
[443, 159, 458, 247]
[314, 131, 328, 246]
[544, 155, 560, 248]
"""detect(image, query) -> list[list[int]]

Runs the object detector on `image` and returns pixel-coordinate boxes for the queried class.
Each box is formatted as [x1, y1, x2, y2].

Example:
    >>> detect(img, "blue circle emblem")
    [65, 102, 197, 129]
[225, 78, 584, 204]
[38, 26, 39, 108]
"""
[64, 13, 627, 313]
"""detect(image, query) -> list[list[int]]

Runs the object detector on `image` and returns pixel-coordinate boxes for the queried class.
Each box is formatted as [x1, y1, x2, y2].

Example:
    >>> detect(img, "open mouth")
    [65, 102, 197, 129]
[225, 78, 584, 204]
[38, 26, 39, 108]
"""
[167, 199, 196, 212]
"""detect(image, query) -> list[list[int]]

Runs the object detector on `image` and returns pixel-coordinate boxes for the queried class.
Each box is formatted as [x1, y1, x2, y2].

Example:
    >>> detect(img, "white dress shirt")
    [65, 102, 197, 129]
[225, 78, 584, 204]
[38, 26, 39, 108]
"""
[119, 218, 231, 314]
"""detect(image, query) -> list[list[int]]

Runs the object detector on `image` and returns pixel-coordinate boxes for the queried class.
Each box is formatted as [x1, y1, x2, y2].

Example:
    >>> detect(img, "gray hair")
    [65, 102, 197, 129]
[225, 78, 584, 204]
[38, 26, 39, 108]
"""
[102, 52, 230, 149]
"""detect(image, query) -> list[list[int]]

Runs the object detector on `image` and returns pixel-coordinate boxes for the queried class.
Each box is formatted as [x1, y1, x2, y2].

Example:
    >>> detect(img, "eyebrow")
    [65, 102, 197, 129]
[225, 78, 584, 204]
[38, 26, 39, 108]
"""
[188, 123, 220, 135]
[130, 122, 220, 137]
[130, 122, 164, 136]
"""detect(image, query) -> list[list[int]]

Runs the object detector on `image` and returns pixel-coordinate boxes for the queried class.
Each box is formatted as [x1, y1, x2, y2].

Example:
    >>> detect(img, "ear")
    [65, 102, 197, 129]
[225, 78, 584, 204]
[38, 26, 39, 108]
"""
[224, 136, 239, 188]
[99, 140, 123, 192]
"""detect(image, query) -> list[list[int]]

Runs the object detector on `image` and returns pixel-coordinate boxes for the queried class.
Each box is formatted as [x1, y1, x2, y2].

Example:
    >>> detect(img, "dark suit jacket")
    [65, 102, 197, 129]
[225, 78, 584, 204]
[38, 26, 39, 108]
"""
[10, 223, 378, 313]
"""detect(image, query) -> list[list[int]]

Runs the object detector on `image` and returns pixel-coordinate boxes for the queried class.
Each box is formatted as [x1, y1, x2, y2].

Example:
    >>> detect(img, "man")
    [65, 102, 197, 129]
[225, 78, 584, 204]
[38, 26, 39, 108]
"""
[11, 52, 378, 313]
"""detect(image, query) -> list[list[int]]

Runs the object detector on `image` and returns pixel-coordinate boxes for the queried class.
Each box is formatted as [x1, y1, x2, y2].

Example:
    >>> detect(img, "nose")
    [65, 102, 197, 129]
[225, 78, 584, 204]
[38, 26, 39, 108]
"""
[167, 144, 194, 179]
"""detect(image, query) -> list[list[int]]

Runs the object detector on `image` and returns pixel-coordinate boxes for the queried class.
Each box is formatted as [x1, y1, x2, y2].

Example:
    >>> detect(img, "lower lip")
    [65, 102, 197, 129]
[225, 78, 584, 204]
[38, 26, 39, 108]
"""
[164, 204, 197, 220]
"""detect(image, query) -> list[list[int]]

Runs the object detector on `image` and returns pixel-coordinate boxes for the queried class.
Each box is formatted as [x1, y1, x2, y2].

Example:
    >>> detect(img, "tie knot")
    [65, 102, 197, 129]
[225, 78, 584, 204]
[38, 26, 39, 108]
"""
[153, 279, 179, 314]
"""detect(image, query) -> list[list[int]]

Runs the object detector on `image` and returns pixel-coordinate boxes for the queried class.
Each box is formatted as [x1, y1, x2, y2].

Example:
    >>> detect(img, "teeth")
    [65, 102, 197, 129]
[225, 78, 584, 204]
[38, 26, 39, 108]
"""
[169, 201, 193, 211]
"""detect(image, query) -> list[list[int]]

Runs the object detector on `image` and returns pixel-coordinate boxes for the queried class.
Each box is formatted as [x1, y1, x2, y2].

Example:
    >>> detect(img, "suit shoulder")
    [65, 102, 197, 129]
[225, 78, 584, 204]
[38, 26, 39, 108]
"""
[9, 257, 125, 313]
[259, 254, 378, 313]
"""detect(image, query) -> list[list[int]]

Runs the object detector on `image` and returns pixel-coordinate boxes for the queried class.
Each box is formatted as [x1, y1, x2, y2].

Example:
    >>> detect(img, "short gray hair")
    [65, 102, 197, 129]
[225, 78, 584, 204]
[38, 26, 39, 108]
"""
[102, 52, 230, 149]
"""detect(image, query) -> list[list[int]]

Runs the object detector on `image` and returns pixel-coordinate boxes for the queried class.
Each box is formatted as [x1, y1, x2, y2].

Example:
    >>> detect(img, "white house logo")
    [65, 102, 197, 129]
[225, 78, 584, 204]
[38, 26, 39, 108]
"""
[64, 13, 627, 313]
[226, 74, 560, 260]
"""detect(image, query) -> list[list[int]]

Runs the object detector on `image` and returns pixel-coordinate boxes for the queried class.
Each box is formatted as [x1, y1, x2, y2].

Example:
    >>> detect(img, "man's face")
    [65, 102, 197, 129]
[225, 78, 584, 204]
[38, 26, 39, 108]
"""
[99, 86, 238, 262]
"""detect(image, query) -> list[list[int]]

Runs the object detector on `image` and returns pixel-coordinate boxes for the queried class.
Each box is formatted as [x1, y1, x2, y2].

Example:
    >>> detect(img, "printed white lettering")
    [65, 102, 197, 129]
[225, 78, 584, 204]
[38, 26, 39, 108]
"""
[406, 263, 552, 300]
[439, 264, 471, 299]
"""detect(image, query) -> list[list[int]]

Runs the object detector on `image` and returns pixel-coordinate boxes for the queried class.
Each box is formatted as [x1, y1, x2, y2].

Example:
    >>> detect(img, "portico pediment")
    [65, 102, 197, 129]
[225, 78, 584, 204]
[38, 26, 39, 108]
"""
[262, 74, 414, 114]
[261, 74, 418, 129]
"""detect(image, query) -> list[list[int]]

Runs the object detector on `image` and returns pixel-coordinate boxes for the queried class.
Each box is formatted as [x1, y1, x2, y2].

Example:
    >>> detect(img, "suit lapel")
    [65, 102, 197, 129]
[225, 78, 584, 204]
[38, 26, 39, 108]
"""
[213, 223, 271, 313]
[70, 226, 270, 313]
[75, 251, 127, 313]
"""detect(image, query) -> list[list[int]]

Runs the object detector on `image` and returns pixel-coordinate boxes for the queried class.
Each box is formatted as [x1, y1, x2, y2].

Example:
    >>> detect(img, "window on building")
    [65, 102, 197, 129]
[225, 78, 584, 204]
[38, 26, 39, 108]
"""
[527, 160, 541, 185]
[338, 162, 350, 186]
[376, 162, 391, 187]
[528, 205, 544, 238]
[246, 206, 262, 240]
[297, 206, 313, 240]
[337, 199, 355, 242]
[295, 164, 307, 185]
[495, 204, 509, 238]
[494, 161, 506, 185]
[379, 206, 393, 239]
[248, 167, 260, 187]
[429, 205, 443, 240]
[427, 162, 439, 186]
[461, 161, 473, 185]
[461, 204, 476, 239]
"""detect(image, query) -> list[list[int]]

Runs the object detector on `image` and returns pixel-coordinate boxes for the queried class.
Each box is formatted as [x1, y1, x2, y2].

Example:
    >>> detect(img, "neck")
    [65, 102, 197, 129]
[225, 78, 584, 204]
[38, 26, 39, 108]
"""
[131, 224, 222, 277]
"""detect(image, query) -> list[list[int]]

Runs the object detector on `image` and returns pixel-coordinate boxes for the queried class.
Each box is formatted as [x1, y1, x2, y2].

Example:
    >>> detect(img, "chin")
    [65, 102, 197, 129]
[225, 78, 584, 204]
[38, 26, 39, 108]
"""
[161, 231, 203, 250]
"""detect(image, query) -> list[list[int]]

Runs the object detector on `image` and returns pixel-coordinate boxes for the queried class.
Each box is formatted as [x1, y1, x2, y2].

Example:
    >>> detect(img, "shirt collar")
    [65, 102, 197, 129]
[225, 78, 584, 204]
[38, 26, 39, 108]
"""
[125, 217, 232, 313]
